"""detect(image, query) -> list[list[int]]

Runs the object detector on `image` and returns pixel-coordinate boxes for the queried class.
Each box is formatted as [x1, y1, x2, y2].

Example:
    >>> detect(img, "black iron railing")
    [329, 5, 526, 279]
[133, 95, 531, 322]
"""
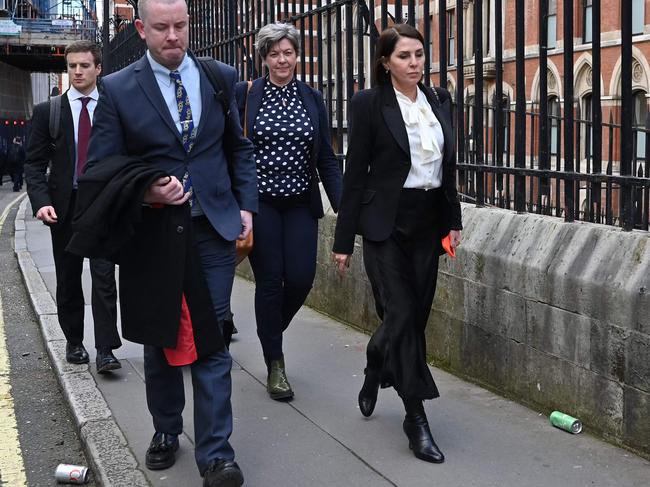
[106, 0, 650, 231]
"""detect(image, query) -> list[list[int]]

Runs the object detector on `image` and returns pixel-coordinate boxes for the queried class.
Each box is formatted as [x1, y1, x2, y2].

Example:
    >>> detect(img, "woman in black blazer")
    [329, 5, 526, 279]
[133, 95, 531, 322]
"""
[332, 24, 462, 463]
[235, 22, 342, 401]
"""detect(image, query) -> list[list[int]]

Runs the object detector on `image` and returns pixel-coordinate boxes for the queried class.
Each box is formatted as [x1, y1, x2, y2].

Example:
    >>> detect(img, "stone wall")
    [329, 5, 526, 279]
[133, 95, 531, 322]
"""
[238, 204, 650, 458]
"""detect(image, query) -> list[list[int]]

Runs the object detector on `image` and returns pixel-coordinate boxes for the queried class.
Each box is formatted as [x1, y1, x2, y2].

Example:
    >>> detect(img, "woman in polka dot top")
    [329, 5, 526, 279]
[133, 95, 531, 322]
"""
[235, 22, 342, 401]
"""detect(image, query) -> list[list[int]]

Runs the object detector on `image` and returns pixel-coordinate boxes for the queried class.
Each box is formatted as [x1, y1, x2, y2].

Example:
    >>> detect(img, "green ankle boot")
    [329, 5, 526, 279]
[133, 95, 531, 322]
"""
[267, 358, 294, 400]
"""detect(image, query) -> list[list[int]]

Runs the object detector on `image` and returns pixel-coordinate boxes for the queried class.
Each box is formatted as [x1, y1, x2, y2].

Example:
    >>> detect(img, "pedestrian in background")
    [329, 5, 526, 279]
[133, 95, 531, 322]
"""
[24, 40, 122, 372]
[235, 22, 342, 401]
[84, 0, 257, 484]
[0, 142, 7, 186]
[332, 24, 462, 464]
[8, 136, 26, 192]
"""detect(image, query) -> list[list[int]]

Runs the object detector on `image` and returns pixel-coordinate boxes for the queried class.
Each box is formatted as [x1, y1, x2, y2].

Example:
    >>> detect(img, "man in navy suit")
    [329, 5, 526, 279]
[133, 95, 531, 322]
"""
[86, 0, 257, 485]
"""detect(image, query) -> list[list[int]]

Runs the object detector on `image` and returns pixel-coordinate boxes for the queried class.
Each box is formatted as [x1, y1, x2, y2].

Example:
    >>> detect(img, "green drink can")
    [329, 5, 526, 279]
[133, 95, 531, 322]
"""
[550, 411, 583, 434]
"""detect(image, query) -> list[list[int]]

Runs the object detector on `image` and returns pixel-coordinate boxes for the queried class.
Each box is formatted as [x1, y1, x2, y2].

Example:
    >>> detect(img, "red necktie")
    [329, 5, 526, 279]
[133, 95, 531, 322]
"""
[76, 97, 91, 177]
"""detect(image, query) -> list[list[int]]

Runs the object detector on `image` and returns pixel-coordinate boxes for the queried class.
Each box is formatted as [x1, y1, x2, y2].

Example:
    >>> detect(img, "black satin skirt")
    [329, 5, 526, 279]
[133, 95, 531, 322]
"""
[362, 188, 444, 400]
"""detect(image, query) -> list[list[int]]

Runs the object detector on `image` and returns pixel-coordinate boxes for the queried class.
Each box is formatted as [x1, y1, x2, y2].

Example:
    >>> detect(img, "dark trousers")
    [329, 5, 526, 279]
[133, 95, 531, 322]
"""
[248, 195, 318, 362]
[362, 188, 443, 401]
[144, 216, 236, 474]
[12, 168, 23, 191]
[50, 193, 120, 350]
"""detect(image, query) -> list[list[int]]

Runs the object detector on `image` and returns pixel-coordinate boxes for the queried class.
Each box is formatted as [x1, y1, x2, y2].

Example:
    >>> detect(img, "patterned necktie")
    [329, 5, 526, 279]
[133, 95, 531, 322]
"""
[170, 70, 196, 204]
[76, 97, 91, 177]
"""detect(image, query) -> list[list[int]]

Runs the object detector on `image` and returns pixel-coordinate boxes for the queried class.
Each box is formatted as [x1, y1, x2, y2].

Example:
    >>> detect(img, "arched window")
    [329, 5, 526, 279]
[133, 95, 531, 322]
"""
[634, 90, 648, 160]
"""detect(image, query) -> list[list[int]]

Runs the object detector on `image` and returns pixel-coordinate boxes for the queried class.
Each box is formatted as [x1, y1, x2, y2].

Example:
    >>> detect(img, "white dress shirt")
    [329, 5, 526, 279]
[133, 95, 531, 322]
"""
[147, 51, 203, 133]
[394, 87, 444, 189]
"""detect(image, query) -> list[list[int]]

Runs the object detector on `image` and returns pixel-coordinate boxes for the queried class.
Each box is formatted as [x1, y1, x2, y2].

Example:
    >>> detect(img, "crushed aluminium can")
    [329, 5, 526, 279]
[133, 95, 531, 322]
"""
[54, 463, 90, 484]
[549, 410, 583, 434]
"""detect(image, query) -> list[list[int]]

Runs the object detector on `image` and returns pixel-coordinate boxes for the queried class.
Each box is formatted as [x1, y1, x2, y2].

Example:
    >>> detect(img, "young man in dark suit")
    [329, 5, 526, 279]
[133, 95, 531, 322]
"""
[0, 143, 7, 185]
[84, 0, 257, 485]
[7, 136, 26, 192]
[24, 40, 122, 373]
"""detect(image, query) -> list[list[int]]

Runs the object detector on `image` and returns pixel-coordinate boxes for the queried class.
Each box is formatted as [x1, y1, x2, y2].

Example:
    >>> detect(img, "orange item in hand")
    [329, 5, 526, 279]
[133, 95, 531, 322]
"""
[441, 233, 456, 258]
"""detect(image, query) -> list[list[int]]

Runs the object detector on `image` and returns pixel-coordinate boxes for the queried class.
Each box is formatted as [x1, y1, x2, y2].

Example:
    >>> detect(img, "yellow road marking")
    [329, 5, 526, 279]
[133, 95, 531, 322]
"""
[0, 193, 29, 486]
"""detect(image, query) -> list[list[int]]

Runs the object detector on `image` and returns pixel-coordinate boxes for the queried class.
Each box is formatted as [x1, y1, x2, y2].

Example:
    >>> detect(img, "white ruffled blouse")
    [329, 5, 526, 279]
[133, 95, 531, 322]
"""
[394, 87, 444, 189]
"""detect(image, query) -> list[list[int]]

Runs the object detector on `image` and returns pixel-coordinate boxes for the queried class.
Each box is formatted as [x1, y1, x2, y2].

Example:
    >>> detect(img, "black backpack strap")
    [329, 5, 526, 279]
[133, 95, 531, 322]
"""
[197, 57, 231, 116]
[49, 95, 62, 140]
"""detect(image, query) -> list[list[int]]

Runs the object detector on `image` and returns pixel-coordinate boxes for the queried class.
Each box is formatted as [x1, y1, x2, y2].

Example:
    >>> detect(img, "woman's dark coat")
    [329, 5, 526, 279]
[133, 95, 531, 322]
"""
[235, 77, 342, 217]
[332, 83, 463, 255]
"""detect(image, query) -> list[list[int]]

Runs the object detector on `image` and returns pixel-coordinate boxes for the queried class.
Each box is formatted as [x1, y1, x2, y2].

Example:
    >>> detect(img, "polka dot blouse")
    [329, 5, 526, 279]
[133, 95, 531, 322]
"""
[253, 78, 314, 196]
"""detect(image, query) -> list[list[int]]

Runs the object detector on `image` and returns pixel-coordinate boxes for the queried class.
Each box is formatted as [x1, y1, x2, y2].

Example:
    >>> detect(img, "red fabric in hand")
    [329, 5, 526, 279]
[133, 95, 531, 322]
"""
[163, 294, 198, 366]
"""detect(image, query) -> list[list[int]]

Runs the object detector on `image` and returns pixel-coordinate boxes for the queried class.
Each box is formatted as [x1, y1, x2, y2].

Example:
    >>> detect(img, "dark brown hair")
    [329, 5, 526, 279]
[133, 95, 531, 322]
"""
[64, 40, 102, 67]
[373, 24, 425, 85]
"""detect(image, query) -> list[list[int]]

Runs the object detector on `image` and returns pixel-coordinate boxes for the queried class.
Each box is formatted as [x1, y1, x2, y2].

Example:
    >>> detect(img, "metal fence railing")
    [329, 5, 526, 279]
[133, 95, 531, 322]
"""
[107, 0, 650, 231]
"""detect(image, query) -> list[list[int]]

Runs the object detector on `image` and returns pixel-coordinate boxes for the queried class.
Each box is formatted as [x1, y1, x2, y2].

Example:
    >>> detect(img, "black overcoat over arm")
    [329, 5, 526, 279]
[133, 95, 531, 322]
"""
[68, 155, 225, 356]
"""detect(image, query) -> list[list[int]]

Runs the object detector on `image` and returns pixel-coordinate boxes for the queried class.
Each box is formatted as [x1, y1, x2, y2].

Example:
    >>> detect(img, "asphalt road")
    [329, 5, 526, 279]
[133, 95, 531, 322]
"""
[0, 183, 97, 486]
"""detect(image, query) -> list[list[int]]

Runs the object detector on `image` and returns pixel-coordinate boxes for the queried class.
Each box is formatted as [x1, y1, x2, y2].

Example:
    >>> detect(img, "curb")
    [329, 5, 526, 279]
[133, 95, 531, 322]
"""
[13, 198, 150, 487]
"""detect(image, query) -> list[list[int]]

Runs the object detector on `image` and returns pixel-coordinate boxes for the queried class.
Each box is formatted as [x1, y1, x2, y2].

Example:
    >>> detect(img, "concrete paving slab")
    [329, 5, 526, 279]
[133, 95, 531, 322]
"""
[30, 291, 57, 315]
[14, 216, 25, 232]
[48, 339, 91, 375]
[81, 419, 149, 487]
[39, 314, 66, 342]
[20, 266, 49, 295]
[60, 371, 112, 425]
[14, 231, 26, 250]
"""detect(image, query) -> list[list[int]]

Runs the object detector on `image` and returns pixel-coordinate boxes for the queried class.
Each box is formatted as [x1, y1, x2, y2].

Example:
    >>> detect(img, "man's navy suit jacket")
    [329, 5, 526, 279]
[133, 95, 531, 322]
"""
[86, 53, 258, 241]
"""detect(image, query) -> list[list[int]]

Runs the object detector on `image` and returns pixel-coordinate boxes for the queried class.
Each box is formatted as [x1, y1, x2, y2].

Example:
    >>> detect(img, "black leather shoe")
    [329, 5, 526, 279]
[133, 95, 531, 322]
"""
[145, 433, 179, 470]
[358, 368, 380, 417]
[96, 349, 121, 374]
[402, 399, 444, 463]
[65, 343, 89, 364]
[203, 459, 244, 487]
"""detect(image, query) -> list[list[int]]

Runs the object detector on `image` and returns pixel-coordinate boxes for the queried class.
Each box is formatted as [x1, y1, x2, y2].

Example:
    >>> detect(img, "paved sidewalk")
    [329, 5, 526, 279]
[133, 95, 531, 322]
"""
[13, 198, 650, 487]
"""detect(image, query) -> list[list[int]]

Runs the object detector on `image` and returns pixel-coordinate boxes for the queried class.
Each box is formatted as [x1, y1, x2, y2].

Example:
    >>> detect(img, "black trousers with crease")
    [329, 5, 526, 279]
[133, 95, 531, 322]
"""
[50, 192, 121, 350]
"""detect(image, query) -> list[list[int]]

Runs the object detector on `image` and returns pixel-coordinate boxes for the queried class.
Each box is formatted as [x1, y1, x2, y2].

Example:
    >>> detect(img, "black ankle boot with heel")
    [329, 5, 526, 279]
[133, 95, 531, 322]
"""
[358, 367, 380, 417]
[402, 398, 445, 463]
